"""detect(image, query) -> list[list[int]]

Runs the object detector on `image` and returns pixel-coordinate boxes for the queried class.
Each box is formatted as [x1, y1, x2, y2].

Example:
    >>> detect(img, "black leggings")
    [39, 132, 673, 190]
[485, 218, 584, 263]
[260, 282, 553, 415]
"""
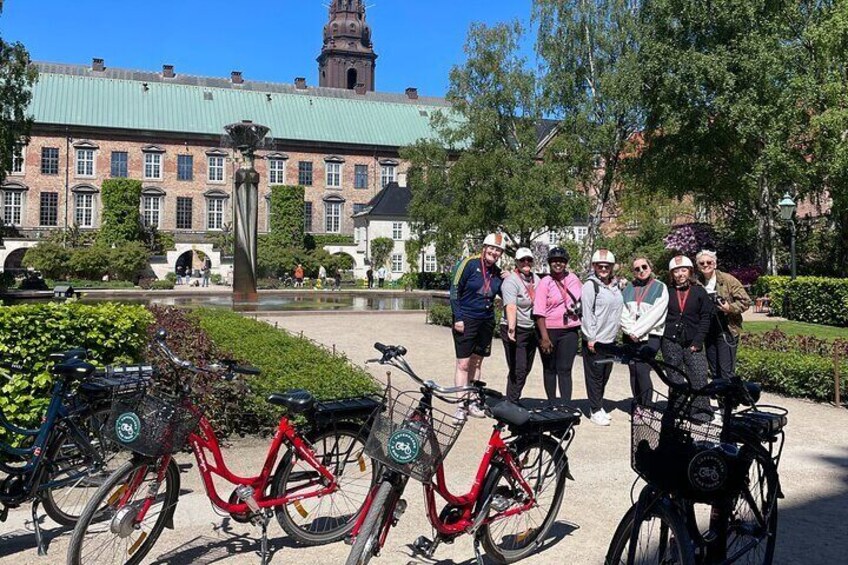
[540, 328, 579, 400]
[624, 335, 660, 406]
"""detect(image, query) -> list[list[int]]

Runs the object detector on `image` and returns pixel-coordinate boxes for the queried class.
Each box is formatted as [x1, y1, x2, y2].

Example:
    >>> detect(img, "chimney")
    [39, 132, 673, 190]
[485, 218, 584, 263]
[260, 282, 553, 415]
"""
[354, 82, 366, 95]
[231, 71, 243, 84]
[162, 64, 175, 78]
[405, 87, 418, 100]
[92, 58, 105, 72]
[295, 77, 307, 89]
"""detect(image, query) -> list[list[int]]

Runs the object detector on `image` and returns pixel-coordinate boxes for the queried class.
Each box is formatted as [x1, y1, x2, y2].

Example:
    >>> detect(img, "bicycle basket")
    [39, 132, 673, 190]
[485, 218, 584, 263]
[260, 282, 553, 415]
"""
[105, 392, 200, 457]
[632, 389, 742, 501]
[78, 365, 153, 400]
[364, 385, 464, 483]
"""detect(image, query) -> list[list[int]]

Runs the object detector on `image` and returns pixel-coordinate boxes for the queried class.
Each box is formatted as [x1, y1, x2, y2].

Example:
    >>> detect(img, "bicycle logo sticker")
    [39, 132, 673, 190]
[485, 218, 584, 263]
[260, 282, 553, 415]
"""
[115, 412, 142, 444]
[388, 429, 421, 465]
[688, 450, 728, 491]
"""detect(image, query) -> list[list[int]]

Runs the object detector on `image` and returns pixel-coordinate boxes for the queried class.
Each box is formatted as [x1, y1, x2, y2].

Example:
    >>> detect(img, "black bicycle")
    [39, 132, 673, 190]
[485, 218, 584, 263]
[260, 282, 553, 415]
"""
[597, 343, 787, 565]
[1, 350, 149, 555]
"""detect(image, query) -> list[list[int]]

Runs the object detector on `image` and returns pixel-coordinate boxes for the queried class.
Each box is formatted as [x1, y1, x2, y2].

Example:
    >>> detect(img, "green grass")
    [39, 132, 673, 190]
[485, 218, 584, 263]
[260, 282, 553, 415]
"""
[744, 320, 848, 341]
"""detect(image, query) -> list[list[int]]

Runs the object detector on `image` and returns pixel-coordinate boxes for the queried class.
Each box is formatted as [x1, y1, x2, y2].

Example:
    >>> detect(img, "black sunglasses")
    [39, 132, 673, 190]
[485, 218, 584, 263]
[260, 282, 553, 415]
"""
[633, 264, 650, 272]
[518, 257, 534, 263]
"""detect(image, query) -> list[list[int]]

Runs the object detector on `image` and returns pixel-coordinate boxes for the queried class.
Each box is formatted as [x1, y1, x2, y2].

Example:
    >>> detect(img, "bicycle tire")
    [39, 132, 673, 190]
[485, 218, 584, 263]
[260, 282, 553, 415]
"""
[345, 480, 396, 565]
[67, 457, 180, 565]
[42, 405, 125, 526]
[273, 422, 376, 545]
[476, 435, 568, 564]
[605, 495, 695, 565]
[720, 444, 779, 564]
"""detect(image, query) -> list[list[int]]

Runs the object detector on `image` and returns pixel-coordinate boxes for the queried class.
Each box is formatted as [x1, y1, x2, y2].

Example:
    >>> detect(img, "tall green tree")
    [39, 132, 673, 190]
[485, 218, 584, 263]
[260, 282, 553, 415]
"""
[534, 0, 645, 264]
[369, 237, 394, 270]
[632, 0, 810, 273]
[403, 21, 587, 254]
[0, 5, 37, 184]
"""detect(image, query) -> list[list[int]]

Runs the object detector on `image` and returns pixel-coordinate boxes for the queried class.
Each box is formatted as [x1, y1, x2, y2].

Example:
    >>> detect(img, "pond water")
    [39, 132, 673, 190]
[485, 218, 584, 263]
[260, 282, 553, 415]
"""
[75, 292, 439, 312]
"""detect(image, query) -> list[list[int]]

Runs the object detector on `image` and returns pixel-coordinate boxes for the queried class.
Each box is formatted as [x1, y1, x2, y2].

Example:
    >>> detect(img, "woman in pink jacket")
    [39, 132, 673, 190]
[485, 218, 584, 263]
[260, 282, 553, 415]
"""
[533, 247, 582, 400]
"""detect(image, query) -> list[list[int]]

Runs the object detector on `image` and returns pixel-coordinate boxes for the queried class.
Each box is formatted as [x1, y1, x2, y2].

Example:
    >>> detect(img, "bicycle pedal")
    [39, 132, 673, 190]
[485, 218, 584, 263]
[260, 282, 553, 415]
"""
[413, 535, 433, 552]
[393, 498, 408, 521]
[490, 494, 511, 513]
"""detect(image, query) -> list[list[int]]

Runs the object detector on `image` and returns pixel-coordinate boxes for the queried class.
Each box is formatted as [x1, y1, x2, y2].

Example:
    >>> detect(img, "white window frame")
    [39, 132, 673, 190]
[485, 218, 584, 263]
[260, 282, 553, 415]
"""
[2, 191, 23, 226]
[392, 222, 403, 241]
[326, 162, 342, 188]
[423, 254, 437, 273]
[548, 231, 558, 245]
[144, 153, 162, 180]
[206, 197, 225, 230]
[380, 165, 396, 188]
[324, 201, 342, 233]
[574, 226, 588, 242]
[10, 145, 25, 174]
[76, 148, 95, 177]
[268, 159, 286, 184]
[75, 192, 94, 228]
[208, 156, 225, 183]
[142, 195, 162, 228]
[391, 253, 403, 273]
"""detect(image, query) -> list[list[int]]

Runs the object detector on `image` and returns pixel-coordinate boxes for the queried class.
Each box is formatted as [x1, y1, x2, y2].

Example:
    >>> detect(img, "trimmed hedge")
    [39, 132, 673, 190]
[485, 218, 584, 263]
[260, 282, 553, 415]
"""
[737, 348, 840, 402]
[428, 303, 453, 326]
[753, 276, 848, 326]
[194, 308, 378, 432]
[0, 302, 153, 432]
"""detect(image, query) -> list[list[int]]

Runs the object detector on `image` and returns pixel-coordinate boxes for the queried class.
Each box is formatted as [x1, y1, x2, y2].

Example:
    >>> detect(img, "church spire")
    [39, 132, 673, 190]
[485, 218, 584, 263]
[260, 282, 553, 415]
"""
[318, 0, 377, 91]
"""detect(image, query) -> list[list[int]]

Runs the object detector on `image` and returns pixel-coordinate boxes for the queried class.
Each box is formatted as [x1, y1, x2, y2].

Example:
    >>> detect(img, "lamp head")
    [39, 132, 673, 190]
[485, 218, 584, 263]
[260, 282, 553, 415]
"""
[778, 193, 796, 221]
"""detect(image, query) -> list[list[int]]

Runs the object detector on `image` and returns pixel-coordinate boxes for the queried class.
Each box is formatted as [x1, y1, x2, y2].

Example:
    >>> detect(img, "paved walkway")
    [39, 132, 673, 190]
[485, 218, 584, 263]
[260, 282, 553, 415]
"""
[2, 313, 846, 564]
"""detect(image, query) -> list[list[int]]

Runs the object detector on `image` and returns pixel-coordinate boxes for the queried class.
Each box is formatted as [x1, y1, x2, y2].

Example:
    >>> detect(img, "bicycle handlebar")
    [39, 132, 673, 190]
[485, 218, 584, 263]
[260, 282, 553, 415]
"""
[153, 329, 260, 381]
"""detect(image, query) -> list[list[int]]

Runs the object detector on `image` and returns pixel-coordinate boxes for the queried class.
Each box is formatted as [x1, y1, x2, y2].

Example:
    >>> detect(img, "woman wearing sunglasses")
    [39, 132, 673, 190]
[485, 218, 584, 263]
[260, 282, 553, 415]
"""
[620, 257, 669, 410]
[500, 247, 541, 402]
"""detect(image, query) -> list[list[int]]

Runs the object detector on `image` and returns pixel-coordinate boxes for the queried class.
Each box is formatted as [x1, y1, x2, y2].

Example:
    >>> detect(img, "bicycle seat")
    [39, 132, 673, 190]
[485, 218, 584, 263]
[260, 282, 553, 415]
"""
[267, 389, 315, 414]
[488, 398, 582, 432]
[52, 358, 97, 381]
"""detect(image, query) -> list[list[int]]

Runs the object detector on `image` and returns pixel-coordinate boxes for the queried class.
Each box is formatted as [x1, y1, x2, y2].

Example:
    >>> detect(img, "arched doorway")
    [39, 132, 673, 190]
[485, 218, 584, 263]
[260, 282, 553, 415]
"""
[3, 248, 28, 273]
[347, 68, 358, 90]
[175, 249, 209, 278]
[332, 252, 355, 270]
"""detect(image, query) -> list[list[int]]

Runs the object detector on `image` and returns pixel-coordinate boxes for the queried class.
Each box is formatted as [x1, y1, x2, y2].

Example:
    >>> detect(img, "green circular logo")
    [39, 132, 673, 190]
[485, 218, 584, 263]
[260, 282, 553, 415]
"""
[115, 412, 142, 444]
[388, 429, 421, 465]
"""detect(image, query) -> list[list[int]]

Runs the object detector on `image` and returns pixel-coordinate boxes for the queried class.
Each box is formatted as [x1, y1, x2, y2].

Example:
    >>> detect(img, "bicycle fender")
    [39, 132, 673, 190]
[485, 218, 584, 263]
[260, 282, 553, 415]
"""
[164, 459, 181, 529]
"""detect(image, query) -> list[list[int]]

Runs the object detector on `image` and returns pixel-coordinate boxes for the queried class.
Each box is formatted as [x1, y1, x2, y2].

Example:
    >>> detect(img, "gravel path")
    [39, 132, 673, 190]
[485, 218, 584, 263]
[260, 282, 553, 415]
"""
[2, 312, 846, 564]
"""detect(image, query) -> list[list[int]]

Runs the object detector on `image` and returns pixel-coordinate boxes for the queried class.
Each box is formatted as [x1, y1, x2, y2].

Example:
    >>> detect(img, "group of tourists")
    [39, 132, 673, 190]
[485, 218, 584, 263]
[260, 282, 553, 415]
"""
[174, 255, 213, 287]
[449, 235, 752, 424]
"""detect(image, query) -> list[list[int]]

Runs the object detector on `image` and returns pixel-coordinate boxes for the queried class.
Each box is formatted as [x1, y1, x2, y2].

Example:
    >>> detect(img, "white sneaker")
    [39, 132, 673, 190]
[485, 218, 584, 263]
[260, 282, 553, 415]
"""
[467, 403, 486, 418]
[453, 407, 467, 425]
[590, 410, 611, 426]
[711, 412, 723, 425]
[601, 408, 613, 421]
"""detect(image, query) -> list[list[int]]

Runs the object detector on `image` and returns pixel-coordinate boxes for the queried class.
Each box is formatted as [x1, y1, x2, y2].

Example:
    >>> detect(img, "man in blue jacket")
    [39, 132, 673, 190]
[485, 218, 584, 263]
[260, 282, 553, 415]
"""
[450, 233, 505, 421]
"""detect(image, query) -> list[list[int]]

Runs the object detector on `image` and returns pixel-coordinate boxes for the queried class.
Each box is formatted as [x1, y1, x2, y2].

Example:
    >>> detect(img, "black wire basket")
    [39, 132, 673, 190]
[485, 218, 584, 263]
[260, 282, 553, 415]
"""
[364, 386, 464, 483]
[105, 391, 200, 457]
[631, 389, 751, 501]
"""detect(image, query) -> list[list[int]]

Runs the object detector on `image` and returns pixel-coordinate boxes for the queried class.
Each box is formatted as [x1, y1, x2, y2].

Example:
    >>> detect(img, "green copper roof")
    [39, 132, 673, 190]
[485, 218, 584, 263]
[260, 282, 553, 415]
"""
[29, 63, 449, 148]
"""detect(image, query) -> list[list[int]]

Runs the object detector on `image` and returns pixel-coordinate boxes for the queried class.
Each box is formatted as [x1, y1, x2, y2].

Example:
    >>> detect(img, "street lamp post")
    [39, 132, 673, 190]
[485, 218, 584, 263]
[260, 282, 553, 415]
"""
[223, 120, 269, 302]
[778, 193, 797, 280]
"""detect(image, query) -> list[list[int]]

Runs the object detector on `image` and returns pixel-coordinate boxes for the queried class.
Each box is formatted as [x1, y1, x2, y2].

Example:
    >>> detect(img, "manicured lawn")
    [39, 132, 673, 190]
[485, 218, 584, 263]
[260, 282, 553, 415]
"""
[744, 320, 848, 341]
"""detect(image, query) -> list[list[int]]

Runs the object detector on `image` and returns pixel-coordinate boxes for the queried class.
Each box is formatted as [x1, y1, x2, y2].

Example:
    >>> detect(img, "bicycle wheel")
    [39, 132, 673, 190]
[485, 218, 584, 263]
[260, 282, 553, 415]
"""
[722, 446, 779, 564]
[606, 497, 695, 565]
[345, 480, 396, 565]
[273, 423, 376, 545]
[67, 457, 180, 565]
[42, 405, 129, 526]
[477, 436, 568, 564]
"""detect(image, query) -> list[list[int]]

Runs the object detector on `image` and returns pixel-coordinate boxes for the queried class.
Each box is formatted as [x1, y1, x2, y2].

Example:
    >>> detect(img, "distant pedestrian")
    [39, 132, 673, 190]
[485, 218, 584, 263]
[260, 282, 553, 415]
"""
[367, 267, 374, 289]
[501, 247, 540, 402]
[580, 249, 624, 426]
[318, 264, 327, 286]
[377, 265, 387, 288]
[175, 264, 184, 285]
[201, 256, 212, 287]
[294, 264, 305, 288]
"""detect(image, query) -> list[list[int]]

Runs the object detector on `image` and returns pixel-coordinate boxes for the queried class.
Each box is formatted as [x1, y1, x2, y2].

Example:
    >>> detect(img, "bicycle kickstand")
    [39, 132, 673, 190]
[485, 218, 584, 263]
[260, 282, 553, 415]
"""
[257, 510, 271, 565]
[472, 535, 485, 565]
[31, 498, 46, 556]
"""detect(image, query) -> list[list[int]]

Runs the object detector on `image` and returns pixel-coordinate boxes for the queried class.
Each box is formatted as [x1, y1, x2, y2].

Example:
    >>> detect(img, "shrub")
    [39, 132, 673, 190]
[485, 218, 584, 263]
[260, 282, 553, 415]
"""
[194, 308, 378, 433]
[753, 276, 848, 326]
[428, 302, 453, 326]
[268, 185, 305, 249]
[23, 242, 72, 279]
[370, 237, 394, 269]
[304, 233, 355, 249]
[68, 244, 111, 280]
[109, 241, 151, 282]
[417, 272, 451, 290]
[98, 178, 143, 246]
[150, 280, 175, 290]
[736, 348, 840, 402]
[210, 273, 222, 285]
[165, 272, 177, 283]
[0, 302, 153, 432]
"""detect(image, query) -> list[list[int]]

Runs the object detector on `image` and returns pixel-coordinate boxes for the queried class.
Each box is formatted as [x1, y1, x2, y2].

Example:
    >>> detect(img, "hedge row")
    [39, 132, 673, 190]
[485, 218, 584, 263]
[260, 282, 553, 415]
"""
[753, 276, 848, 327]
[0, 302, 153, 433]
[736, 348, 840, 402]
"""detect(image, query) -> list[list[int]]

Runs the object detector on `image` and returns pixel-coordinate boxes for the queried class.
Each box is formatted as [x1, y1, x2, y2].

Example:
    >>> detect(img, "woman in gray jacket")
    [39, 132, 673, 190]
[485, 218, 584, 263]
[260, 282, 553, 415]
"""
[581, 249, 624, 426]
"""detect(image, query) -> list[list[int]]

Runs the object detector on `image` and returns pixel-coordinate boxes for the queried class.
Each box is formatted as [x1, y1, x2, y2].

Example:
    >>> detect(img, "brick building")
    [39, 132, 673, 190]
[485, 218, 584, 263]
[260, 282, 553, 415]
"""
[0, 1, 451, 278]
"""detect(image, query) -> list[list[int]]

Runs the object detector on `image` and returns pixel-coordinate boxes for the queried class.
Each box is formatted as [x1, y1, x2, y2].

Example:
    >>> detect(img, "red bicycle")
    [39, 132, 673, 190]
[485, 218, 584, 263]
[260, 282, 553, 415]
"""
[67, 330, 380, 565]
[345, 343, 582, 565]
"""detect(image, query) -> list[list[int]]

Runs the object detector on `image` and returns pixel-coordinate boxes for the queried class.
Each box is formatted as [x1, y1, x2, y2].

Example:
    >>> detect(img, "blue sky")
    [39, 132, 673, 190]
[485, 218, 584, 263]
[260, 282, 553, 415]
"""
[0, 0, 536, 98]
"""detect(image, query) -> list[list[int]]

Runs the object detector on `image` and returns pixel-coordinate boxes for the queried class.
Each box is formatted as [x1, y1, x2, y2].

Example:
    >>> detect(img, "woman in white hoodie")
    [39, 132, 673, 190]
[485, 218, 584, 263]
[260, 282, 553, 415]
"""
[620, 256, 668, 408]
